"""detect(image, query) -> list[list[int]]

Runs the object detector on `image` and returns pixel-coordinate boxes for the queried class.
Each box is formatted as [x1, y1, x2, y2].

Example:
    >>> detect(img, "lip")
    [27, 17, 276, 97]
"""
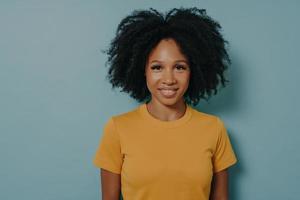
[158, 88, 179, 90]
[158, 88, 178, 98]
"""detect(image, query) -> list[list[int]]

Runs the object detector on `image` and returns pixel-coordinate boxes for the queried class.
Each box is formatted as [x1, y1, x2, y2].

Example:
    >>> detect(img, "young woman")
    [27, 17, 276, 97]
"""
[94, 7, 237, 200]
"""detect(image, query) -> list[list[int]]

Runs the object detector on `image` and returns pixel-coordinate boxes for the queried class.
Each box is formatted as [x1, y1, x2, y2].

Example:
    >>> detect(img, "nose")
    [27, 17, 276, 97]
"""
[162, 69, 176, 85]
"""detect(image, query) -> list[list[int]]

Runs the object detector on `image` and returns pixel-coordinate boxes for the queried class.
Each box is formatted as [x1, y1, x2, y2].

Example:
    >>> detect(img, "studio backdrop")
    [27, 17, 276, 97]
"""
[0, 0, 299, 200]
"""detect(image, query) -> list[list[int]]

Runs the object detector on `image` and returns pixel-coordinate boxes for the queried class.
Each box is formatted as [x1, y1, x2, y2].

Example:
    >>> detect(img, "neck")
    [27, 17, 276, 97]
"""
[146, 99, 187, 121]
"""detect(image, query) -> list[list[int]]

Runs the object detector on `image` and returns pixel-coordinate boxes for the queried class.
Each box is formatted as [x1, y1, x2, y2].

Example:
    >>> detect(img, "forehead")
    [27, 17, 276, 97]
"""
[147, 38, 188, 62]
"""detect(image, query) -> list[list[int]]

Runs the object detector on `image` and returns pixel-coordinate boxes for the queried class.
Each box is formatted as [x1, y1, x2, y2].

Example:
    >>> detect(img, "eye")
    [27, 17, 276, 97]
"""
[150, 65, 162, 70]
[175, 64, 187, 70]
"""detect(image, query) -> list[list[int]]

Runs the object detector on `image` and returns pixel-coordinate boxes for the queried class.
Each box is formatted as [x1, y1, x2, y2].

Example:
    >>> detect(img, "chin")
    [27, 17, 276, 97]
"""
[155, 96, 183, 106]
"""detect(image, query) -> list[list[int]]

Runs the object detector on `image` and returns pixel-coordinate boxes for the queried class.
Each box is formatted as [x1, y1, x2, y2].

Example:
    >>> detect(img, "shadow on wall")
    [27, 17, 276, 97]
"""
[195, 48, 245, 115]
[228, 130, 244, 200]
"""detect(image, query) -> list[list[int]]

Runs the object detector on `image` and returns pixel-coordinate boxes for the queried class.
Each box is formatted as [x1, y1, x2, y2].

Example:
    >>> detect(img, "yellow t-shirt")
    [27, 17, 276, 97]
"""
[93, 103, 237, 200]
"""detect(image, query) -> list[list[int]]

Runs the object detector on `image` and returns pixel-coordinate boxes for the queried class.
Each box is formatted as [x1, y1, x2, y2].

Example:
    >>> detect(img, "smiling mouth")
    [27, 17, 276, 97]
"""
[158, 88, 178, 98]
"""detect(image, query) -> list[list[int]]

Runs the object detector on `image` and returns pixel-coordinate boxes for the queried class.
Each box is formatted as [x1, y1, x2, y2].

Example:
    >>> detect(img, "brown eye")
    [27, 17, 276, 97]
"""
[175, 64, 186, 70]
[151, 65, 161, 70]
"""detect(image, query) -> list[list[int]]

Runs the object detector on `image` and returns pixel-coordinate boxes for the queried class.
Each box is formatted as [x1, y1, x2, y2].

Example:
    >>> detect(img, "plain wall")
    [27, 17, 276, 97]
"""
[1, 0, 299, 199]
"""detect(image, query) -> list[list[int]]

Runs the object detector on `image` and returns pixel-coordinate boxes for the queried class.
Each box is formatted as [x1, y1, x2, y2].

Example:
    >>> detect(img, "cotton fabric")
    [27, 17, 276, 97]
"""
[93, 103, 237, 200]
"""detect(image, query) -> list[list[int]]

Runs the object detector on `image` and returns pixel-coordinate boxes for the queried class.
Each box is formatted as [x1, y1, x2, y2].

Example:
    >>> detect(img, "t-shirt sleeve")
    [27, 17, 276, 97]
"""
[212, 117, 237, 173]
[93, 117, 124, 174]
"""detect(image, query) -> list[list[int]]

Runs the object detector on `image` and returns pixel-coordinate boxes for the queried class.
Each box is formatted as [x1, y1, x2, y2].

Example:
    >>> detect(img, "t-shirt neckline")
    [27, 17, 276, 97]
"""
[138, 103, 192, 128]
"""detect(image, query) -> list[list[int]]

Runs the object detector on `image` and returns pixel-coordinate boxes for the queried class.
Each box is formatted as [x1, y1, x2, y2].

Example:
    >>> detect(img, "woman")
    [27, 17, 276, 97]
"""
[94, 7, 237, 200]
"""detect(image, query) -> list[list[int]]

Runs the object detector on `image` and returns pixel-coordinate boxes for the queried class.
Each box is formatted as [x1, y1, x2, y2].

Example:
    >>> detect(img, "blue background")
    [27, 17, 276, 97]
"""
[1, 0, 299, 199]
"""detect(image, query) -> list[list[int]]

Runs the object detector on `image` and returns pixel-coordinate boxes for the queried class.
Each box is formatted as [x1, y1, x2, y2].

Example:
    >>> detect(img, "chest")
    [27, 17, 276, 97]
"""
[120, 129, 215, 189]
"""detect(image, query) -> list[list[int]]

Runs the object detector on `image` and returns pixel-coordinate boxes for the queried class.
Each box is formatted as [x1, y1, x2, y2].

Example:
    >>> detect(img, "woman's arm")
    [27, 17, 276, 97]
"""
[209, 169, 229, 200]
[100, 169, 121, 200]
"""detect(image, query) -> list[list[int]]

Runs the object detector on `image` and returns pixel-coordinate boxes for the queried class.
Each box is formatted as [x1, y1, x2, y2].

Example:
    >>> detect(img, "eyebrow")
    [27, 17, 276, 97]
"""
[150, 59, 188, 64]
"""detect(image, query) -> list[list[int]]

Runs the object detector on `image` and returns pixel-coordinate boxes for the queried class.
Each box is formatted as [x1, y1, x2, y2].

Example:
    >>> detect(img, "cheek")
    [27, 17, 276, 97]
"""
[146, 72, 160, 85]
[178, 73, 190, 87]
[145, 73, 160, 92]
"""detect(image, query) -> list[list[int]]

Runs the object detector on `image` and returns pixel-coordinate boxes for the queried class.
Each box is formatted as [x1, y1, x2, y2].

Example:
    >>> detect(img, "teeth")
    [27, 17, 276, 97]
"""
[160, 89, 177, 97]
[161, 89, 177, 90]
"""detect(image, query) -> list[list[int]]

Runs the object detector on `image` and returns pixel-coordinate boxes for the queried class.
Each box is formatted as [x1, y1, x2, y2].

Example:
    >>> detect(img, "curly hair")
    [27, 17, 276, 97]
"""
[103, 7, 230, 106]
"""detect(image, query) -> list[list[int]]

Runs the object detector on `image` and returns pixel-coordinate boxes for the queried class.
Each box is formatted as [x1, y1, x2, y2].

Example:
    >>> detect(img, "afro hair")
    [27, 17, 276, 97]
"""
[103, 7, 231, 106]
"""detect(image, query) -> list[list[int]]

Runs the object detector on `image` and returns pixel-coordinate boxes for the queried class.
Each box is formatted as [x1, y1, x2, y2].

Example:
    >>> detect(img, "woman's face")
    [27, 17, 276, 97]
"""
[145, 38, 190, 106]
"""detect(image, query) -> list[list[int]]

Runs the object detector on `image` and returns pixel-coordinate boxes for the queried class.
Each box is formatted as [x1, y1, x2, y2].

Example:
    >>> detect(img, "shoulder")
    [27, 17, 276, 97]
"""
[109, 105, 141, 125]
[189, 106, 222, 126]
[189, 106, 227, 139]
[190, 107, 229, 145]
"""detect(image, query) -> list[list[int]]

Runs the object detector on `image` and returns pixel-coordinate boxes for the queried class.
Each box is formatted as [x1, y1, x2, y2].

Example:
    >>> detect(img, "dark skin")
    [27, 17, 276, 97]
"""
[100, 169, 121, 200]
[209, 170, 229, 200]
[100, 39, 230, 200]
[100, 169, 229, 200]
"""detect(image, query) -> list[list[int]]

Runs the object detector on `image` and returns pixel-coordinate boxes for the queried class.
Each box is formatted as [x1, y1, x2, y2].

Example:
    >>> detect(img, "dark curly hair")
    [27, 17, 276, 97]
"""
[103, 7, 230, 106]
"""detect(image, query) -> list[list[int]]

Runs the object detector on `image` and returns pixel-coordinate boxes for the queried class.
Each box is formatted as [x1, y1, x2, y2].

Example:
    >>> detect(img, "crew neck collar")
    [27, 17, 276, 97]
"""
[138, 103, 192, 128]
